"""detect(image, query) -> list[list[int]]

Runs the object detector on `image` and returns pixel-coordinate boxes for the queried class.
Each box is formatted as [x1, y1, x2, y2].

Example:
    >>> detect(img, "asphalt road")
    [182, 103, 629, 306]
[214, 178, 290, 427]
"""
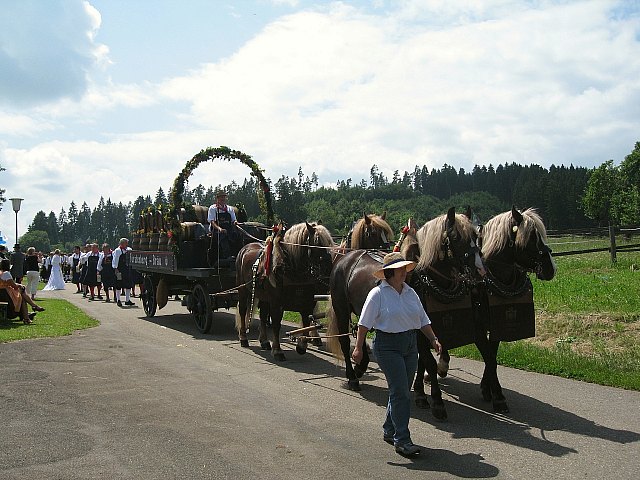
[1, 287, 639, 479]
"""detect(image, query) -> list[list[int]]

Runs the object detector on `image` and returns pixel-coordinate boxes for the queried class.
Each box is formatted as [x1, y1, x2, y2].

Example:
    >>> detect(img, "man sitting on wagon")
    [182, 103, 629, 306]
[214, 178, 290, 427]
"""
[208, 190, 238, 261]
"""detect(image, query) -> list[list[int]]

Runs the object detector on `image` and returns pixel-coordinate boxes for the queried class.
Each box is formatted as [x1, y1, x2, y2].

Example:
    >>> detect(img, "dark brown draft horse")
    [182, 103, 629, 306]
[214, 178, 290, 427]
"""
[340, 213, 394, 250]
[327, 207, 477, 392]
[473, 206, 556, 412]
[410, 206, 556, 416]
[236, 222, 334, 361]
[400, 208, 482, 419]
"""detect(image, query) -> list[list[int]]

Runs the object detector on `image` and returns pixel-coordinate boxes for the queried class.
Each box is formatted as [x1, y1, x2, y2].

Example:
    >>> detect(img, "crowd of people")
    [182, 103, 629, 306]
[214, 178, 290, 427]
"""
[0, 238, 142, 325]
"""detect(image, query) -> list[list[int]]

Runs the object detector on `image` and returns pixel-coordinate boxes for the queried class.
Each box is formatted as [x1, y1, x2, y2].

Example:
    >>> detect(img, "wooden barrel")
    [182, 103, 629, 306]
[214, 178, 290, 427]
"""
[158, 233, 168, 251]
[149, 232, 160, 251]
[193, 205, 209, 224]
[131, 233, 141, 250]
[180, 221, 206, 241]
[139, 235, 150, 251]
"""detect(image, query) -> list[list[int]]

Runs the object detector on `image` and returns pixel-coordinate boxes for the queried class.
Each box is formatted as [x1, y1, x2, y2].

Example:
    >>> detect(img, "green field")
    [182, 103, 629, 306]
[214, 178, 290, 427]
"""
[0, 297, 99, 343]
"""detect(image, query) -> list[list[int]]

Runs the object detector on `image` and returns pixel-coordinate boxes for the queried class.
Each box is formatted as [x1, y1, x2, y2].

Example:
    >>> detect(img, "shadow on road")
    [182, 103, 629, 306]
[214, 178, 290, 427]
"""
[135, 306, 640, 463]
[388, 448, 499, 478]
[410, 368, 640, 459]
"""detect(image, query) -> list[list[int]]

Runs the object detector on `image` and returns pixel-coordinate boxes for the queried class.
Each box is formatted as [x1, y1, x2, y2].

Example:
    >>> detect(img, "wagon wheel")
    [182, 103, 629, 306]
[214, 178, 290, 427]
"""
[191, 283, 213, 333]
[142, 275, 157, 317]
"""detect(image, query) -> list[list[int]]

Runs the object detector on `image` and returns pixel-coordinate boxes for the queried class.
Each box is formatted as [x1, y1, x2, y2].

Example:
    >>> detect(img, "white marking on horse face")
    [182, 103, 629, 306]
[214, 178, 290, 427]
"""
[471, 239, 486, 276]
[381, 231, 388, 244]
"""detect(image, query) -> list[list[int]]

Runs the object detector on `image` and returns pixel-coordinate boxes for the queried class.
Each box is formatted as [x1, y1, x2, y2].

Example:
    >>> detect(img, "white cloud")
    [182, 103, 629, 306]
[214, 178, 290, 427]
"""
[0, 0, 109, 106]
[2, 0, 640, 242]
[157, 0, 640, 178]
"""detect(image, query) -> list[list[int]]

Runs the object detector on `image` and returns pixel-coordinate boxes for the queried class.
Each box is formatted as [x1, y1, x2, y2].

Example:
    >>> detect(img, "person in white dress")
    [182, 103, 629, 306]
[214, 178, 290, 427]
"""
[43, 249, 66, 291]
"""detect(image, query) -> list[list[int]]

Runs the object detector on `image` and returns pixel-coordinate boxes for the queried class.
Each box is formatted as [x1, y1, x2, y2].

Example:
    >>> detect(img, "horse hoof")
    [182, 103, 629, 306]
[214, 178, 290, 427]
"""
[260, 341, 272, 351]
[240, 339, 250, 348]
[354, 363, 366, 379]
[437, 359, 449, 378]
[346, 380, 361, 391]
[295, 344, 307, 355]
[415, 396, 430, 409]
[273, 352, 286, 362]
[493, 400, 509, 413]
[311, 337, 323, 347]
[432, 405, 448, 420]
[480, 385, 492, 402]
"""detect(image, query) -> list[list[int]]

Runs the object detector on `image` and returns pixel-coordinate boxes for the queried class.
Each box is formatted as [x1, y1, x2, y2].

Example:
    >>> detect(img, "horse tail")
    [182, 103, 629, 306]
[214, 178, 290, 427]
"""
[326, 298, 345, 362]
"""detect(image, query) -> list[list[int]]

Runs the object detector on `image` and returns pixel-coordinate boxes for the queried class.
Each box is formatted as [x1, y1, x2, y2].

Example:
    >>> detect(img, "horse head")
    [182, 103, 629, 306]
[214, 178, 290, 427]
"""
[356, 212, 392, 250]
[304, 222, 334, 279]
[483, 207, 556, 281]
[416, 207, 482, 281]
[443, 207, 483, 275]
[509, 206, 556, 280]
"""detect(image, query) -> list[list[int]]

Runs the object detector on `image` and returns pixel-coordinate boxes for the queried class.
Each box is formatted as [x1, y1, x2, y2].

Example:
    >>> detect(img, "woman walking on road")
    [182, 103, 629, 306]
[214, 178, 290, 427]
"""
[351, 252, 442, 457]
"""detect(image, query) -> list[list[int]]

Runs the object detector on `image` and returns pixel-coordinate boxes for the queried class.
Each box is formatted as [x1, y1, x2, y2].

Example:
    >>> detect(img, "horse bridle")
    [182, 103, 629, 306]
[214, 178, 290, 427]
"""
[364, 223, 390, 249]
[509, 221, 552, 276]
[307, 231, 331, 286]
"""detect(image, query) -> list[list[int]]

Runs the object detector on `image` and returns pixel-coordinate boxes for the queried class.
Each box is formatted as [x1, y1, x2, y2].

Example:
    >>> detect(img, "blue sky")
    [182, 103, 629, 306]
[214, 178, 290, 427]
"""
[1, 0, 639, 245]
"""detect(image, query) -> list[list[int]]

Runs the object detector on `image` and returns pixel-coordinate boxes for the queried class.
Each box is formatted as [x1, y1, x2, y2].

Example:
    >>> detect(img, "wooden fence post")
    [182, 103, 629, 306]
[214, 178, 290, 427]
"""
[609, 222, 617, 264]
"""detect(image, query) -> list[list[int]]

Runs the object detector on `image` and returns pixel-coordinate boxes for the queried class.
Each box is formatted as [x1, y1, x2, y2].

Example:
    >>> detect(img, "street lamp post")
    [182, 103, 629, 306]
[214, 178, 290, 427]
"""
[9, 198, 23, 246]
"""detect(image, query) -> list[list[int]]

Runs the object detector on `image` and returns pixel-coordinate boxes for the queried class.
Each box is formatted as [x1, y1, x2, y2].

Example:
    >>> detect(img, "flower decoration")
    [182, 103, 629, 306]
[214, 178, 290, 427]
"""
[168, 146, 274, 246]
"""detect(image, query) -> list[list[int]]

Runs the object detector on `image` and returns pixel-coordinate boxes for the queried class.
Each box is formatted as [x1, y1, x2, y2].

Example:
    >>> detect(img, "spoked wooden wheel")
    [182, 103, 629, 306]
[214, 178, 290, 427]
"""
[191, 283, 213, 333]
[142, 275, 157, 317]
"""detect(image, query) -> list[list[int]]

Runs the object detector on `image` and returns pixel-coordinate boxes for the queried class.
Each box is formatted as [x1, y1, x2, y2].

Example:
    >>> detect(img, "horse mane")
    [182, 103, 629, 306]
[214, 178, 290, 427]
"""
[482, 208, 548, 258]
[350, 215, 394, 249]
[283, 222, 335, 270]
[415, 213, 474, 270]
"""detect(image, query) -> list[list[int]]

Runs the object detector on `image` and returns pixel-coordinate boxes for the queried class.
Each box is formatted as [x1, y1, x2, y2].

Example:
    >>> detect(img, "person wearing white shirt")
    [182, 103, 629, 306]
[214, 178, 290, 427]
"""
[70, 246, 82, 293]
[352, 252, 441, 457]
[207, 190, 238, 260]
[79, 245, 91, 297]
[112, 238, 134, 307]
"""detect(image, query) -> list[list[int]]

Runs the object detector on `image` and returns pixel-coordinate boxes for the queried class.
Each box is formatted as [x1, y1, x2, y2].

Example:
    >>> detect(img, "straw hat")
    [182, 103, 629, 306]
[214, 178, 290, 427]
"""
[373, 252, 416, 279]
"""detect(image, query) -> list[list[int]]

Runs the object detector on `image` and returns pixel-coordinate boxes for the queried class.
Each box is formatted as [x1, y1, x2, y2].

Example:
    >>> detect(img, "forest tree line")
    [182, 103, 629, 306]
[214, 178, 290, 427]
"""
[14, 141, 640, 253]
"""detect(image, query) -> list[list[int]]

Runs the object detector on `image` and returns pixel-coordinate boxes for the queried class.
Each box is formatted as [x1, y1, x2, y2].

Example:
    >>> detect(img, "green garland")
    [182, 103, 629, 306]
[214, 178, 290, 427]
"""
[167, 146, 274, 252]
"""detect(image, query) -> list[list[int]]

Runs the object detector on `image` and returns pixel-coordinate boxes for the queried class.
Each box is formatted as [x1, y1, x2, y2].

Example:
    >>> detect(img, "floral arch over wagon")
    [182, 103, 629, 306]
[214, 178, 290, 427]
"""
[167, 146, 274, 242]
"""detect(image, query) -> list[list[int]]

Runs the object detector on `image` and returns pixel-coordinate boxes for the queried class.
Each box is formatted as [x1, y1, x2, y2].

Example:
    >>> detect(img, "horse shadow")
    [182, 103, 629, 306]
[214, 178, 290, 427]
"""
[415, 368, 639, 458]
[137, 308, 354, 381]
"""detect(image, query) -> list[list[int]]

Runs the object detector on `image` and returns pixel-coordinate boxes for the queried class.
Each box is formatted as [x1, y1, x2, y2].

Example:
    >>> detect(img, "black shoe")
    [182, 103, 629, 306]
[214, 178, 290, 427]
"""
[395, 443, 420, 456]
[97, 295, 103, 299]
[124, 300, 135, 306]
[117, 300, 122, 307]
[383, 434, 394, 445]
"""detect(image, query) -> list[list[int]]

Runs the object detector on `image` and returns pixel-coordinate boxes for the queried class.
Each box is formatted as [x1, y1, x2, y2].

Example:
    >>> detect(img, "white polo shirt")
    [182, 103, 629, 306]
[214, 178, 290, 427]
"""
[358, 280, 430, 333]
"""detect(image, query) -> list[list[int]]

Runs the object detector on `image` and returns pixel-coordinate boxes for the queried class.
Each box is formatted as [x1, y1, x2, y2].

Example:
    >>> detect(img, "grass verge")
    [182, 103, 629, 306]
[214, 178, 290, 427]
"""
[0, 298, 99, 343]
